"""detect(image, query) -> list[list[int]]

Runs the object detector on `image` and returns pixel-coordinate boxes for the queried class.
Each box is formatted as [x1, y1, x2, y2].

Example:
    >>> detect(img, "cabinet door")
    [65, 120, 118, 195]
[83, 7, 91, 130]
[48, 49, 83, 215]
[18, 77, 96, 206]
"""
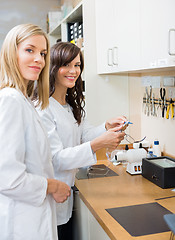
[114, 0, 140, 72]
[140, 0, 175, 70]
[73, 192, 89, 240]
[95, 0, 140, 74]
[95, 0, 117, 74]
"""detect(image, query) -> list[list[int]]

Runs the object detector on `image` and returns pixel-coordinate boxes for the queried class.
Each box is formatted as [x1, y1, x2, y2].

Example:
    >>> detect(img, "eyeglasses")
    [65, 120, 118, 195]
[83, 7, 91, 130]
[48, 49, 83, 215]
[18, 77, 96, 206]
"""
[87, 165, 109, 177]
[125, 134, 146, 144]
[105, 135, 146, 161]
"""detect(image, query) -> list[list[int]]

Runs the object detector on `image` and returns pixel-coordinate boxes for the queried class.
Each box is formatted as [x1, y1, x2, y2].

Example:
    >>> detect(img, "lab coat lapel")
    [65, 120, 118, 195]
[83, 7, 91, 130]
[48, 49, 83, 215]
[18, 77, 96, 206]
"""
[20, 93, 49, 138]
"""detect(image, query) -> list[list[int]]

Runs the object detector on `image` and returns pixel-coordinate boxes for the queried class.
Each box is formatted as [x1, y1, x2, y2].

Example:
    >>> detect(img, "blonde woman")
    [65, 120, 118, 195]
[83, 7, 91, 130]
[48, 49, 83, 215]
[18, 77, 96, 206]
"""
[0, 24, 70, 240]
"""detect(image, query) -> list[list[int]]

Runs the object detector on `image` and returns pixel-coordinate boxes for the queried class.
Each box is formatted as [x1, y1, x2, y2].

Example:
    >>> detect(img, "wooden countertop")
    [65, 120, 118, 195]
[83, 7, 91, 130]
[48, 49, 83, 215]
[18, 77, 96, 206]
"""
[75, 160, 175, 240]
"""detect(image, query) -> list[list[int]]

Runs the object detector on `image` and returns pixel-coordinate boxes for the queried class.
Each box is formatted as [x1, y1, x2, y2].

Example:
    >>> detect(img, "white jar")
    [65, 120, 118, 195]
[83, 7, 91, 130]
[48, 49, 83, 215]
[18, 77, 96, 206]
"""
[153, 140, 161, 157]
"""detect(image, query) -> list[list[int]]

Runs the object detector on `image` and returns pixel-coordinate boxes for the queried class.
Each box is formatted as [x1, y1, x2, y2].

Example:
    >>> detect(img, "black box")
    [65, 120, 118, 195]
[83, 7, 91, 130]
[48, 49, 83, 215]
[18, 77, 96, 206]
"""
[142, 156, 175, 189]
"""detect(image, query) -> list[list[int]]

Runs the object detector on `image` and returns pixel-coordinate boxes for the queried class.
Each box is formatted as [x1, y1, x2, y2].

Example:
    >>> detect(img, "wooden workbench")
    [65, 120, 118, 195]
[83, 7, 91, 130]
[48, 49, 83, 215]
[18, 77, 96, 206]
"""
[75, 160, 175, 240]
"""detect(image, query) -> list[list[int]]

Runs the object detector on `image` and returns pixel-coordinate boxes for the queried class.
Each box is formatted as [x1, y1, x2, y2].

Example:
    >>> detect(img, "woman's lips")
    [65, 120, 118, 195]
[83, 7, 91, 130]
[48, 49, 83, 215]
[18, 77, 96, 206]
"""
[29, 66, 41, 72]
[66, 76, 76, 81]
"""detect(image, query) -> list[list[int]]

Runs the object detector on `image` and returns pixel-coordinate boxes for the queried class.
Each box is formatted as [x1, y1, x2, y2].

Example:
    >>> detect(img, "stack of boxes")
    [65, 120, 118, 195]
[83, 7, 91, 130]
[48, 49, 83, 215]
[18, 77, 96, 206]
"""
[67, 22, 83, 48]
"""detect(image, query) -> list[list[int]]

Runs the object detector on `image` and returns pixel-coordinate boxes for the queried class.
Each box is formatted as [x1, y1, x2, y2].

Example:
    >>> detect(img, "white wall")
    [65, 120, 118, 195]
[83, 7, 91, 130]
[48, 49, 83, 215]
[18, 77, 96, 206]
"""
[83, 0, 129, 127]
[128, 74, 142, 141]
[0, 0, 60, 47]
[83, 0, 175, 157]
[129, 70, 175, 157]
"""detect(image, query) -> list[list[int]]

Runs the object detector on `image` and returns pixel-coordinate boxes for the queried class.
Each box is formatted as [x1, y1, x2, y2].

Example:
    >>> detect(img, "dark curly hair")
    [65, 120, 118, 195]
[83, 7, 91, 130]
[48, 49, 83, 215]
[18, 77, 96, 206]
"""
[49, 42, 85, 125]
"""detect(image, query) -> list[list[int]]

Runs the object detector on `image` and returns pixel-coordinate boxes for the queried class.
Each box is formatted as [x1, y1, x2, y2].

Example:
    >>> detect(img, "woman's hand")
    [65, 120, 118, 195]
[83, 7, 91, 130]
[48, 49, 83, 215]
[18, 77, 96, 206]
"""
[105, 116, 127, 131]
[47, 179, 71, 203]
[90, 126, 125, 153]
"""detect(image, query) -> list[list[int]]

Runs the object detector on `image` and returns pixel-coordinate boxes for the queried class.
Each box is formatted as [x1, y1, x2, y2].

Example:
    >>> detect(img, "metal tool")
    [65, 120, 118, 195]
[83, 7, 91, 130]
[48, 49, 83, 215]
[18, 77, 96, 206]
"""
[156, 98, 161, 117]
[160, 88, 166, 118]
[166, 98, 174, 119]
[151, 93, 156, 117]
[145, 86, 152, 116]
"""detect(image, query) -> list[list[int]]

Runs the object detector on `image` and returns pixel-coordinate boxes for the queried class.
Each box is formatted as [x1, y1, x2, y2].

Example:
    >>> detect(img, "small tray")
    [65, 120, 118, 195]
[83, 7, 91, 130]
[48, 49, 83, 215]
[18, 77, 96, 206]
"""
[76, 164, 118, 179]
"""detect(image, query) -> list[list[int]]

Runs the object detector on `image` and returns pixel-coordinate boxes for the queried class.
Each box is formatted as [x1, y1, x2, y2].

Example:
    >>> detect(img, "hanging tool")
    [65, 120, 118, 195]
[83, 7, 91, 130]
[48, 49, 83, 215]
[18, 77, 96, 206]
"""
[166, 98, 174, 119]
[151, 93, 156, 117]
[145, 86, 152, 116]
[160, 88, 166, 118]
[156, 98, 161, 117]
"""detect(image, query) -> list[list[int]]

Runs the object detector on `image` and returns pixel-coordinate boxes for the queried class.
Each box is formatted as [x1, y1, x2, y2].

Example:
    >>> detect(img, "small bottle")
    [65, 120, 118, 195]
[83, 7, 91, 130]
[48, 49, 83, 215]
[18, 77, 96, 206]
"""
[153, 140, 161, 157]
[147, 149, 156, 158]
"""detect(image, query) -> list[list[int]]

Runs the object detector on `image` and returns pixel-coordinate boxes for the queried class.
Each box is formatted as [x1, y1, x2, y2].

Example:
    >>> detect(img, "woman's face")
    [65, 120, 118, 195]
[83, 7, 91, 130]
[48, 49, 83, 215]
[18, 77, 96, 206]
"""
[17, 35, 47, 85]
[56, 54, 81, 90]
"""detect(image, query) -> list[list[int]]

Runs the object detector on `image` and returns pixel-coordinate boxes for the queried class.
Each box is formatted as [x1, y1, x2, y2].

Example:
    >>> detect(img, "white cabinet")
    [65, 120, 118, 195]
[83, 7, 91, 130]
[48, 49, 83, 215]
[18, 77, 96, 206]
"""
[49, 0, 175, 74]
[88, 210, 110, 240]
[95, 0, 175, 74]
[73, 192, 110, 240]
[73, 192, 89, 240]
[140, 0, 175, 70]
[95, 0, 140, 74]
[95, 0, 117, 74]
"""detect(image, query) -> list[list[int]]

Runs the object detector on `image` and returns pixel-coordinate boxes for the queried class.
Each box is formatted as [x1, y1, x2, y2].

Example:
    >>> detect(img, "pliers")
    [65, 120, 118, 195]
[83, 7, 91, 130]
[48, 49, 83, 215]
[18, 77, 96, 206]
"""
[160, 88, 166, 118]
[166, 98, 174, 119]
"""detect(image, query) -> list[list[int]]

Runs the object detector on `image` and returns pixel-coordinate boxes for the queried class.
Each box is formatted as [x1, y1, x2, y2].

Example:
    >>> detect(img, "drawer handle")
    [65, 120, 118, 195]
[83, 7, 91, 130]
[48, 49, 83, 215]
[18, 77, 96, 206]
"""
[107, 48, 113, 66]
[112, 46, 118, 65]
[152, 174, 158, 180]
[168, 29, 175, 56]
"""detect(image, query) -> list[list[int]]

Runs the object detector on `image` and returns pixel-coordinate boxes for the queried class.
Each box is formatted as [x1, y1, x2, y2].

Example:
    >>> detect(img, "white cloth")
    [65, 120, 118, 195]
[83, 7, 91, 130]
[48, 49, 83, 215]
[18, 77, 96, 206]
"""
[38, 97, 106, 225]
[0, 88, 57, 240]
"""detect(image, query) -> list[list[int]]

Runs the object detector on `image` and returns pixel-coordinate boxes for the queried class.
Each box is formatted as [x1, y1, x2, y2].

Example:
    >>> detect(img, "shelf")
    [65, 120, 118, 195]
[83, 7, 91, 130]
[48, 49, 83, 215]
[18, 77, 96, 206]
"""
[49, 1, 83, 36]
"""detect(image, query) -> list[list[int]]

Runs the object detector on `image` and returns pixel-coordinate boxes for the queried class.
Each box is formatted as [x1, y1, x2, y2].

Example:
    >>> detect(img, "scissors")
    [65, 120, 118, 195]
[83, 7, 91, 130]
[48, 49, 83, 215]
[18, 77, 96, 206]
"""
[160, 88, 166, 118]
[166, 98, 174, 119]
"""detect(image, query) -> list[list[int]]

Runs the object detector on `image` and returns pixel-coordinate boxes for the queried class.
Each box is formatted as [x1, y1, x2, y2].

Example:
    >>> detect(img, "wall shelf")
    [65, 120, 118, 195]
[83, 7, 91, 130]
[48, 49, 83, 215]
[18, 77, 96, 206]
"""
[49, 1, 82, 36]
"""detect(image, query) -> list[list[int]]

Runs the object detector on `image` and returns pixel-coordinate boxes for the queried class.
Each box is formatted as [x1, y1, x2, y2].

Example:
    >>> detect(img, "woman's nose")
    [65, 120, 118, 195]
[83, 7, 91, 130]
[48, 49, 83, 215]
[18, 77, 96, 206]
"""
[68, 67, 76, 73]
[34, 53, 43, 63]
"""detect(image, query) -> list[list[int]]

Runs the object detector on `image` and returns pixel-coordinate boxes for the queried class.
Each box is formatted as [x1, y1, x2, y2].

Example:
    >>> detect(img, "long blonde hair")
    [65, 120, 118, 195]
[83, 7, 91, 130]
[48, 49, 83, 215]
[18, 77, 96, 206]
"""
[0, 23, 50, 109]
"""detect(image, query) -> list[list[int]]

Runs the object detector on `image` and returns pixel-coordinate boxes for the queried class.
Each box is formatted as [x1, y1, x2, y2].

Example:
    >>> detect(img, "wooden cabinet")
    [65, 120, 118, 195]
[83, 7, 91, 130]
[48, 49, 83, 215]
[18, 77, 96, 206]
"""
[95, 0, 140, 74]
[140, 0, 175, 70]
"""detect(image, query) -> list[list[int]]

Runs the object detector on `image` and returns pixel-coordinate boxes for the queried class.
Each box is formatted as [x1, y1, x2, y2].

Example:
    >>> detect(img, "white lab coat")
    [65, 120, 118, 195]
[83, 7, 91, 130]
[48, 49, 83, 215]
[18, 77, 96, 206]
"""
[0, 88, 57, 240]
[38, 97, 106, 225]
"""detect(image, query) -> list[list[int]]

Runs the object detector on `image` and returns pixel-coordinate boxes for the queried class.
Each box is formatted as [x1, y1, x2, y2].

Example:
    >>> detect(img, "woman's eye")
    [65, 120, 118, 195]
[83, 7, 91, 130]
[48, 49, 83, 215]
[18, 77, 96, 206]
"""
[75, 64, 81, 67]
[41, 52, 46, 57]
[26, 49, 33, 53]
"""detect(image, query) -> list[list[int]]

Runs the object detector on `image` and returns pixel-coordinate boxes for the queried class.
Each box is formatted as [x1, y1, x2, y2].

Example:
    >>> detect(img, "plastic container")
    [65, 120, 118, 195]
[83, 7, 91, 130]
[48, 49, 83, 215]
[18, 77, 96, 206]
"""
[147, 149, 157, 158]
[116, 148, 147, 163]
[133, 140, 150, 152]
[153, 140, 161, 157]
